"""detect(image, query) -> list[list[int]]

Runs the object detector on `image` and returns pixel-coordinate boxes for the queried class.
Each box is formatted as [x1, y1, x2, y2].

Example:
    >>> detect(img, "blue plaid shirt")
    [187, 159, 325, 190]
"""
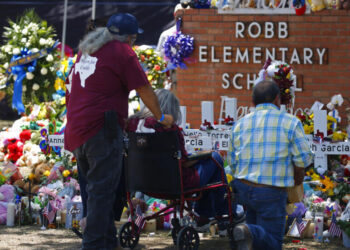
[228, 103, 314, 187]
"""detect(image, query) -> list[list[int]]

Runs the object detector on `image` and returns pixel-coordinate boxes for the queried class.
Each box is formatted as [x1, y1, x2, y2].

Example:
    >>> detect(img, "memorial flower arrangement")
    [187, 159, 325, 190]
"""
[0, 9, 60, 112]
[255, 59, 296, 108]
[133, 46, 166, 90]
[163, 18, 194, 70]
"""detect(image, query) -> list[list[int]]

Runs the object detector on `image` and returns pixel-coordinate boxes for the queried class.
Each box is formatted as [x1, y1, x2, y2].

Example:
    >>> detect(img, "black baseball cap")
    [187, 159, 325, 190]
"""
[107, 13, 143, 35]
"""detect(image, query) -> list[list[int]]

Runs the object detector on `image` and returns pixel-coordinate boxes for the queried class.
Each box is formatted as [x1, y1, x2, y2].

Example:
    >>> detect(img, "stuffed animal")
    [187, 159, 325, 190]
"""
[34, 162, 51, 183]
[307, 0, 326, 11]
[4, 138, 24, 163]
[0, 184, 15, 224]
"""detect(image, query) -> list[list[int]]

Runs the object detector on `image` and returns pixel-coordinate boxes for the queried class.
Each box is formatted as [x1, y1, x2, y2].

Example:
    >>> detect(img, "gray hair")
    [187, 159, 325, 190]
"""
[131, 89, 182, 125]
[78, 27, 128, 55]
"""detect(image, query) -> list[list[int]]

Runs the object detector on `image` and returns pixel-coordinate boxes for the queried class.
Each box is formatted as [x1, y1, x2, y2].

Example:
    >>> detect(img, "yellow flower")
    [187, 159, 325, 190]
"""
[63, 170, 71, 177]
[304, 124, 313, 134]
[327, 115, 337, 123]
[43, 170, 50, 177]
[146, 49, 152, 55]
[147, 75, 153, 81]
[226, 174, 233, 184]
[28, 173, 35, 181]
[60, 97, 66, 105]
[311, 173, 320, 181]
[285, 89, 290, 93]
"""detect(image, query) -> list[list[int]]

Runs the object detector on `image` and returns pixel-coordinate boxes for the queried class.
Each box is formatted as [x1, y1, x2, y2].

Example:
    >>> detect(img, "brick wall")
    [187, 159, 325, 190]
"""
[176, 9, 350, 128]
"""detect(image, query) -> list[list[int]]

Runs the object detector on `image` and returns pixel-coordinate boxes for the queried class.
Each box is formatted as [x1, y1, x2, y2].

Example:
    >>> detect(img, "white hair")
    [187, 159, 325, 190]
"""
[78, 27, 128, 55]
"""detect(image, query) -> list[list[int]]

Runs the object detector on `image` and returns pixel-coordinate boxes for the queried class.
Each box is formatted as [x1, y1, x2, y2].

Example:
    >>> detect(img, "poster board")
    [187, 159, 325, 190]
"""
[65, 202, 83, 229]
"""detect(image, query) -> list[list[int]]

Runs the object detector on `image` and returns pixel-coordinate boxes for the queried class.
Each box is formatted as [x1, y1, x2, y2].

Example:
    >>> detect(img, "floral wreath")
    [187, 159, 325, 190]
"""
[255, 59, 296, 108]
[163, 18, 194, 70]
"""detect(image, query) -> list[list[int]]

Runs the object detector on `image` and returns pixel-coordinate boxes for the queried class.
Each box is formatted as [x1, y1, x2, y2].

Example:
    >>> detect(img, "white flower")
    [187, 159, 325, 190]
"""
[47, 38, 54, 46]
[21, 38, 27, 43]
[13, 36, 17, 41]
[46, 54, 54, 62]
[25, 42, 30, 47]
[129, 90, 137, 99]
[50, 66, 55, 72]
[22, 28, 28, 35]
[12, 48, 20, 55]
[31, 48, 39, 53]
[13, 75, 17, 81]
[3, 62, 9, 69]
[26, 72, 34, 80]
[40, 68, 48, 75]
[32, 83, 40, 91]
[22, 85, 27, 92]
[39, 38, 46, 46]
[4, 46, 11, 53]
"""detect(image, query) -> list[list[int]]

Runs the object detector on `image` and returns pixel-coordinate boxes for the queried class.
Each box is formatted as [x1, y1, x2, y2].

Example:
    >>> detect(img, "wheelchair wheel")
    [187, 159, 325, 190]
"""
[176, 226, 199, 250]
[119, 222, 140, 249]
[171, 218, 182, 245]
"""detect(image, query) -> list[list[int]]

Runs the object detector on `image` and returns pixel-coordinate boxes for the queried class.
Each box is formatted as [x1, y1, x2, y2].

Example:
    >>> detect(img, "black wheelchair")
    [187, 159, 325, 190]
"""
[119, 131, 245, 250]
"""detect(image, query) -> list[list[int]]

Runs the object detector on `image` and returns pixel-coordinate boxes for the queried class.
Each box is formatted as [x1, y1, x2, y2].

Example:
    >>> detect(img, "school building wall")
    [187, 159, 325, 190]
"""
[176, 8, 350, 128]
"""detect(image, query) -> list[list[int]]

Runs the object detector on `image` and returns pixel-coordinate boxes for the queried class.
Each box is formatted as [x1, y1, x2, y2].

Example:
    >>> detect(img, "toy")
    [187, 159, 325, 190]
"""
[307, 0, 326, 11]
[0, 184, 15, 224]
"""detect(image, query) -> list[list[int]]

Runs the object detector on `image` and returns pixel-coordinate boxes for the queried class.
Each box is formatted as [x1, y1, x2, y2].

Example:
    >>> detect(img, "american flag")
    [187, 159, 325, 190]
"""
[43, 201, 56, 223]
[329, 213, 342, 237]
[296, 216, 305, 235]
[134, 205, 146, 230]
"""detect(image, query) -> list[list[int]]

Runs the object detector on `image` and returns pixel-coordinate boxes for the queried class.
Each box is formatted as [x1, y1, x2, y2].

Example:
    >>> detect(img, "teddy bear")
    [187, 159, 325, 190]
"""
[0, 184, 15, 224]
[13, 162, 51, 195]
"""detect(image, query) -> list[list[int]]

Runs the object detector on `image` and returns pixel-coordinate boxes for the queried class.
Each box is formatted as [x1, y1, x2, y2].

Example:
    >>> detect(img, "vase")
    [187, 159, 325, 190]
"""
[314, 212, 324, 243]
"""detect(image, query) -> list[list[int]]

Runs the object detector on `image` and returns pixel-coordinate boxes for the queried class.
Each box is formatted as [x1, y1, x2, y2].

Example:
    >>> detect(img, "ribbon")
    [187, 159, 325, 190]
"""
[9, 48, 37, 113]
[5, 41, 59, 114]
[5, 41, 59, 77]
[163, 18, 194, 72]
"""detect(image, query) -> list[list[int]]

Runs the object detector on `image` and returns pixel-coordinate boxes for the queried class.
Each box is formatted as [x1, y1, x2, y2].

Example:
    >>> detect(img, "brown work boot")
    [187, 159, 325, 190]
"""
[233, 224, 253, 250]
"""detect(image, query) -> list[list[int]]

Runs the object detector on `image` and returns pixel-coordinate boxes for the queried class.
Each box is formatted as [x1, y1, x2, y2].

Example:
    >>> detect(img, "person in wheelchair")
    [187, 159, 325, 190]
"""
[126, 88, 230, 228]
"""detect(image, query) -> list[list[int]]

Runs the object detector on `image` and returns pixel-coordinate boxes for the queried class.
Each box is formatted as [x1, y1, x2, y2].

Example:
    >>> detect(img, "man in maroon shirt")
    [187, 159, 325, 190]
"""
[65, 13, 173, 250]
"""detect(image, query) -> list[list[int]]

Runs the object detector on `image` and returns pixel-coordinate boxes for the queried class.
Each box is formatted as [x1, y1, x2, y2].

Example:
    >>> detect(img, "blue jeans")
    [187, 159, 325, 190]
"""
[194, 151, 228, 218]
[232, 179, 287, 250]
[74, 126, 123, 250]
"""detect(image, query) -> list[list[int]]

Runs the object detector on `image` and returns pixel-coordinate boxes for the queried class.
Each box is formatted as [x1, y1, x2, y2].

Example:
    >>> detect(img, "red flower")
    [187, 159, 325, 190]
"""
[154, 65, 161, 71]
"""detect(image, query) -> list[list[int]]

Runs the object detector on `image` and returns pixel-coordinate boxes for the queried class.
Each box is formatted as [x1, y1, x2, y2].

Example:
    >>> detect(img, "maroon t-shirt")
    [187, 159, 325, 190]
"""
[65, 40, 149, 152]
[126, 117, 200, 189]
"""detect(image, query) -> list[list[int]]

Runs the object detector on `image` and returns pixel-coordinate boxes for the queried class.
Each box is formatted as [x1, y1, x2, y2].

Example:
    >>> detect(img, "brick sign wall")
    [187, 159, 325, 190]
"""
[176, 9, 350, 128]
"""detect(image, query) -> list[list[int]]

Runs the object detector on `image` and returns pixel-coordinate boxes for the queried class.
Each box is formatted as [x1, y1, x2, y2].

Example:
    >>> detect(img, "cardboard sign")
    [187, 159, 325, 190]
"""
[48, 134, 64, 147]
[65, 202, 83, 229]
[183, 129, 231, 151]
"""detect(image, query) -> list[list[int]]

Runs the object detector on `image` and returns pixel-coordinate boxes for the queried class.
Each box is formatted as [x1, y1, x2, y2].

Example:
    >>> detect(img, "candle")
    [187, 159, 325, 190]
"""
[314, 213, 323, 242]
[6, 202, 15, 227]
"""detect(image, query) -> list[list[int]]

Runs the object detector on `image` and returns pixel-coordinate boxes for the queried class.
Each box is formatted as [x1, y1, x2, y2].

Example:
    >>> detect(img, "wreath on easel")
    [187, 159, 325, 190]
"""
[163, 18, 194, 70]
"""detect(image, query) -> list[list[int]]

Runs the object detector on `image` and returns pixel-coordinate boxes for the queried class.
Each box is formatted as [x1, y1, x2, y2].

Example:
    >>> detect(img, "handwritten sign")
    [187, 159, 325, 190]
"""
[65, 202, 83, 229]
[183, 129, 231, 151]
[48, 134, 64, 147]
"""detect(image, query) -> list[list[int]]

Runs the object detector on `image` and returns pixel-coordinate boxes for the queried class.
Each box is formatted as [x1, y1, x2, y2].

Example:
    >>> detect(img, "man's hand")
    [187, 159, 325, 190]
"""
[294, 166, 305, 185]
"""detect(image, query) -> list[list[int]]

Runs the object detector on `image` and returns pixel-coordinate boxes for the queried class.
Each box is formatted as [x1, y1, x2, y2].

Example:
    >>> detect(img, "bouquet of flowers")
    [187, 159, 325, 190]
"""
[0, 9, 60, 111]
[133, 46, 167, 90]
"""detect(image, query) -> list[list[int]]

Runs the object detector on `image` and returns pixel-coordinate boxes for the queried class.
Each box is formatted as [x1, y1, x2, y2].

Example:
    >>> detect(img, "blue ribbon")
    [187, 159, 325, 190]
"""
[163, 31, 194, 71]
[10, 48, 37, 114]
[5, 41, 59, 114]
